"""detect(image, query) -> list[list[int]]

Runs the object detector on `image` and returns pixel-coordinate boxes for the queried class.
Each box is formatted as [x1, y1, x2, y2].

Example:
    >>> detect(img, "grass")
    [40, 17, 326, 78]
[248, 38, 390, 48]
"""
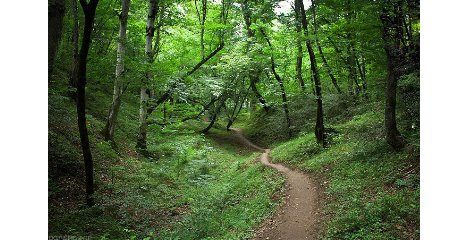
[268, 102, 420, 239]
[48, 88, 284, 239]
[49, 72, 420, 239]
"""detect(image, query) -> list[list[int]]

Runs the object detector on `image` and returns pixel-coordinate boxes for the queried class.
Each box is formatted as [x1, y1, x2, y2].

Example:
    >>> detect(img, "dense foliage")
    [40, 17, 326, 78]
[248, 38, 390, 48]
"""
[49, 0, 419, 239]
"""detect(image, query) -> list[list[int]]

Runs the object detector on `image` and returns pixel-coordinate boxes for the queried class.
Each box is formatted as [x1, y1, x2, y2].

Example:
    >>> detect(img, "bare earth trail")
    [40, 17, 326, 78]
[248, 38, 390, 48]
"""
[228, 129, 323, 240]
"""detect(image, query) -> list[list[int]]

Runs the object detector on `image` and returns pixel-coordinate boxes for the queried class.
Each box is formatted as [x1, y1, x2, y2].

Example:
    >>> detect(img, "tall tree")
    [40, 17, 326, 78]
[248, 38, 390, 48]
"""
[76, 0, 99, 207]
[381, 0, 405, 150]
[295, 0, 325, 146]
[103, 0, 131, 142]
[137, 0, 159, 151]
[48, 0, 66, 77]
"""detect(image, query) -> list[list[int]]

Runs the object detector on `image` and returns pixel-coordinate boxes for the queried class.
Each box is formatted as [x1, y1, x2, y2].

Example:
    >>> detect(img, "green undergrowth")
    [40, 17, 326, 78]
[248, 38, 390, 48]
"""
[49, 89, 284, 239]
[269, 102, 420, 239]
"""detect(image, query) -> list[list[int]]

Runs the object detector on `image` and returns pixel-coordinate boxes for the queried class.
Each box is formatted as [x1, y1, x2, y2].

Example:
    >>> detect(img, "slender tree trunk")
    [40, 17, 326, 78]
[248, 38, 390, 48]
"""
[77, 0, 99, 207]
[346, 40, 359, 95]
[196, 0, 208, 59]
[202, 98, 226, 133]
[273, 69, 292, 137]
[296, 0, 325, 146]
[103, 0, 131, 142]
[69, 0, 79, 101]
[345, 0, 360, 95]
[48, 0, 66, 78]
[137, 0, 158, 151]
[261, 30, 292, 137]
[355, 53, 369, 99]
[294, 6, 306, 91]
[381, 3, 405, 150]
[249, 75, 270, 112]
[312, 1, 342, 94]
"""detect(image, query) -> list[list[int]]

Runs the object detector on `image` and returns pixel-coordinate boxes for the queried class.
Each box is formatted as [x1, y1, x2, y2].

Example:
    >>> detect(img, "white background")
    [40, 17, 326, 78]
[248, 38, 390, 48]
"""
[0, 0, 469, 238]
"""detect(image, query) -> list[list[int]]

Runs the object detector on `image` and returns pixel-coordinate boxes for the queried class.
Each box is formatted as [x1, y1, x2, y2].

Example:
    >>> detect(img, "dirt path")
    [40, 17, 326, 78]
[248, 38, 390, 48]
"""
[230, 129, 322, 240]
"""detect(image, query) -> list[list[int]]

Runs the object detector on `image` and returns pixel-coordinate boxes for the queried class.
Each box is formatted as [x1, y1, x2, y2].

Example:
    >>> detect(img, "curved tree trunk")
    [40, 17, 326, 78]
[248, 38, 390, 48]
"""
[103, 0, 131, 142]
[296, 0, 325, 146]
[76, 0, 99, 207]
[48, 0, 66, 78]
[202, 98, 226, 133]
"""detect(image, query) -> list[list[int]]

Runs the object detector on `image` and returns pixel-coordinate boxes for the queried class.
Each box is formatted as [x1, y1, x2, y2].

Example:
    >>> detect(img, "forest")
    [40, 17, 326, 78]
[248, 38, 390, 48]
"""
[48, 0, 420, 239]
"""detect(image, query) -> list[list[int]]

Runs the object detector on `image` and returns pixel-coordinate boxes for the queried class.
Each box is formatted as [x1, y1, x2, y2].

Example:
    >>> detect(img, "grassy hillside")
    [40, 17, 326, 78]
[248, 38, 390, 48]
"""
[48, 87, 284, 239]
[266, 102, 419, 239]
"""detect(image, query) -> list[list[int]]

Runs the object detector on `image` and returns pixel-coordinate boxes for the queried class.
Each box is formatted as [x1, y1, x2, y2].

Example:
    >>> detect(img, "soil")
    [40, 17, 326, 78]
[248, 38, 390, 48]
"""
[228, 129, 323, 240]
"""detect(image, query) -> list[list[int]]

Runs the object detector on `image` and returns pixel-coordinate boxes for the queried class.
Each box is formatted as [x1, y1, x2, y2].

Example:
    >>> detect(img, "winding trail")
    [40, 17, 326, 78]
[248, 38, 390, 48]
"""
[230, 129, 322, 240]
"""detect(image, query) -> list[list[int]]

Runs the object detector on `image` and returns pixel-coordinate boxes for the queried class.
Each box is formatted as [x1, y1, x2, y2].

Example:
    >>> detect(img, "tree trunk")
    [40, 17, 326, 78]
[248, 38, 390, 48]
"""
[261, 30, 293, 137]
[312, 1, 342, 94]
[76, 0, 99, 207]
[69, 0, 79, 101]
[294, 6, 306, 91]
[249, 75, 270, 113]
[103, 0, 131, 142]
[137, 87, 150, 150]
[355, 53, 369, 99]
[202, 98, 226, 133]
[381, 3, 405, 150]
[137, 0, 158, 151]
[345, 0, 359, 95]
[195, 0, 208, 59]
[296, 0, 325, 146]
[48, 0, 66, 78]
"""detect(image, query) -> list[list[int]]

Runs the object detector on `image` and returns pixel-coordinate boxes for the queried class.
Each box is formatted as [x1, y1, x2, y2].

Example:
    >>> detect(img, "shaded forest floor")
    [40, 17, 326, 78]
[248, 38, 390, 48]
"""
[245, 101, 420, 239]
[49, 88, 285, 239]
[49, 80, 419, 239]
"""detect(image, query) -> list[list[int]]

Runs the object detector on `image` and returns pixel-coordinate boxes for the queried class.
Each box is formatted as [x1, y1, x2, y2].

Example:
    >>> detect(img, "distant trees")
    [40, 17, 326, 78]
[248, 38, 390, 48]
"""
[103, 0, 131, 142]
[76, 0, 100, 206]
